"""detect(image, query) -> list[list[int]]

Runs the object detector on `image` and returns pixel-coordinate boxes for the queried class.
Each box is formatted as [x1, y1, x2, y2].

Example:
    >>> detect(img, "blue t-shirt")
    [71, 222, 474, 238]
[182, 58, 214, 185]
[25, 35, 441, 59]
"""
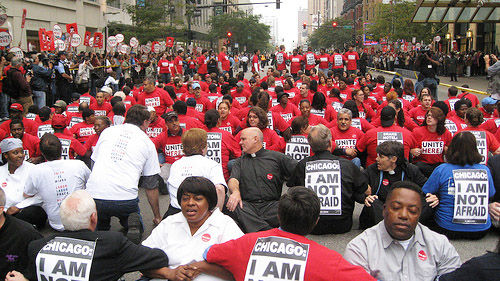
[422, 163, 495, 232]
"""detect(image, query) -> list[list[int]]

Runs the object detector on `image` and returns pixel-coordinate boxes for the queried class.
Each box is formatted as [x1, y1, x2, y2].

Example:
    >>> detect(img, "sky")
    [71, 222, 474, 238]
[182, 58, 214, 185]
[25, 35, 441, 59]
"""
[251, 0, 307, 50]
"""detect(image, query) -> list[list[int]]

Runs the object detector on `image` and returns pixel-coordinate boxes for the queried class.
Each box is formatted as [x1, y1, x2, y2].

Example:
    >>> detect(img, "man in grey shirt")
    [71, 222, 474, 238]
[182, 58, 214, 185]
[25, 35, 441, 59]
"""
[344, 181, 461, 281]
[485, 54, 500, 100]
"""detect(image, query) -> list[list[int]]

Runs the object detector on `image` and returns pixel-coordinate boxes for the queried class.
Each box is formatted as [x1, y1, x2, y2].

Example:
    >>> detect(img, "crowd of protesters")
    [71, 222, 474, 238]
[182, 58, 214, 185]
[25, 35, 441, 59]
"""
[0, 43, 498, 281]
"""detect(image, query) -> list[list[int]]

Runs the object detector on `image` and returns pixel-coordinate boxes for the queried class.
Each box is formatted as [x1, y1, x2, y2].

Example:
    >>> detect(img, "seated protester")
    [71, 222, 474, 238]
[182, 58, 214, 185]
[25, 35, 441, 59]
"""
[0, 104, 38, 137]
[361, 85, 379, 111]
[24, 134, 91, 231]
[285, 116, 312, 161]
[225, 128, 297, 233]
[90, 91, 112, 117]
[270, 90, 300, 123]
[462, 107, 500, 164]
[310, 92, 337, 122]
[439, 238, 500, 281]
[0, 188, 42, 280]
[330, 108, 364, 167]
[433, 100, 460, 136]
[137, 76, 174, 117]
[360, 141, 429, 229]
[70, 108, 96, 144]
[411, 107, 453, 177]
[206, 84, 223, 106]
[52, 99, 67, 115]
[444, 86, 460, 113]
[52, 114, 88, 160]
[327, 87, 346, 112]
[66, 93, 81, 114]
[173, 100, 206, 130]
[186, 98, 206, 123]
[7, 190, 171, 281]
[200, 187, 375, 280]
[294, 99, 329, 127]
[165, 128, 227, 218]
[0, 139, 46, 229]
[8, 119, 42, 164]
[411, 87, 432, 108]
[290, 83, 313, 106]
[488, 154, 500, 228]
[409, 91, 433, 126]
[217, 100, 239, 135]
[287, 124, 368, 234]
[342, 100, 375, 132]
[457, 84, 480, 107]
[235, 107, 285, 152]
[480, 99, 500, 134]
[142, 177, 242, 281]
[448, 98, 472, 130]
[401, 79, 417, 103]
[84, 116, 111, 154]
[24, 106, 41, 124]
[345, 181, 461, 281]
[35, 106, 55, 138]
[423, 131, 496, 240]
[146, 106, 166, 139]
[66, 102, 88, 129]
[352, 89, 375, 121]
[356, 106, 416, 167]
[108, 101, 126, 126]
[204, 109, 241, 180]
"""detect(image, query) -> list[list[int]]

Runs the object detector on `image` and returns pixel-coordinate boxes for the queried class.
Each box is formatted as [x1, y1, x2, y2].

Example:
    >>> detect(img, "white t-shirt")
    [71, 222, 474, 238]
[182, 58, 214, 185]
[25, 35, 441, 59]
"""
[24, 159, 90, 231]
[0, 162, 42, 209]
[86, 123, 160, 200]
[142, 208, 243, 281]
[167, 155, 226, 209]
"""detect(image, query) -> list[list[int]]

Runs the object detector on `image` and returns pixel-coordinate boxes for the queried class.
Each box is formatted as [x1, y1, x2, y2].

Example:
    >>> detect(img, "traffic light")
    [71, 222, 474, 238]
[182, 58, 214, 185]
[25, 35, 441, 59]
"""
[332, 22, 338, 27]
[227, 32, 232, 38]
[303, 22, 307, 29]
[276, 0, 280, 9]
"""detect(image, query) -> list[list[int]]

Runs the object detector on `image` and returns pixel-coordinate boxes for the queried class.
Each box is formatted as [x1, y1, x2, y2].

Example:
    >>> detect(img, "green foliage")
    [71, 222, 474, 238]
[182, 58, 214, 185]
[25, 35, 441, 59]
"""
[367, 0, 445, 43]
[308, 18, 355, 49]
[208, 11, 272, 52]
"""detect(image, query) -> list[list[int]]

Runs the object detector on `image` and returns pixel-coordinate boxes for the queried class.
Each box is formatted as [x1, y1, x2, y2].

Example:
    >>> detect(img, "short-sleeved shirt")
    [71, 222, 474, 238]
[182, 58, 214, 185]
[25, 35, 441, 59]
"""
[412, 126, 452, 164]
[86, 124, 160, 201]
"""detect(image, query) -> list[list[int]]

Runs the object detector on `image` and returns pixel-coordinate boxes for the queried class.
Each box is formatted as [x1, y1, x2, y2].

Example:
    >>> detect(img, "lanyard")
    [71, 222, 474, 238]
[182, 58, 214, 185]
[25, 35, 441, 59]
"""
[376, 170, 405, 195]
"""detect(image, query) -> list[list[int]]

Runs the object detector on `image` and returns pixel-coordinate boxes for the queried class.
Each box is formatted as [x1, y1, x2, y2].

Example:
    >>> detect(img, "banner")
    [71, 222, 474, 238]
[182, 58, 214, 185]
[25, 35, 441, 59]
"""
[452, 169, 489, 224]
[36, 237, 96, 281]
[206, 132, 222, 164]
[244, 236, 309, 281]
[66, 23, 78, 35]
[83, 31, 92, 47]
[166, 37, 174, 47]
[285, 135, 311, 161]
[21, 8, 27, 29]
[93, 32, 103, 49]
[305, 160, 342, 215]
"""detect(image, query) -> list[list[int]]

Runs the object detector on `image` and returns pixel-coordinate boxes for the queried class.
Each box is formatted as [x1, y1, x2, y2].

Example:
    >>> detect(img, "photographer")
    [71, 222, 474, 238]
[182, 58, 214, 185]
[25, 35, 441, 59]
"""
[415, 47, 440, 100]
[485, 53, 500, 101]
[30, 54, 53, 108]
[76, 55, 94, 94]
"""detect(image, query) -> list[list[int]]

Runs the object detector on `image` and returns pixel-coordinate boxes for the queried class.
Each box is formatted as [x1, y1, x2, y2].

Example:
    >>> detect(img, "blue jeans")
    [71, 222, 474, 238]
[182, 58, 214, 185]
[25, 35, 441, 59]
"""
[0, 92, 10, 118]
[351, 157, 361, 168]
[94, 197, 142, 231]
[32, 90, 46, 108]
[415, 77, 438, 100]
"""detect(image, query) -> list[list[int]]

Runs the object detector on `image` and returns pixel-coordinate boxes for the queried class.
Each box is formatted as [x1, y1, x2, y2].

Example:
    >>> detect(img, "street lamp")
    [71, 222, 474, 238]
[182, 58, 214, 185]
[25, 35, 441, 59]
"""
[445, 33, 451, 53]
[466, 30, 473, 52]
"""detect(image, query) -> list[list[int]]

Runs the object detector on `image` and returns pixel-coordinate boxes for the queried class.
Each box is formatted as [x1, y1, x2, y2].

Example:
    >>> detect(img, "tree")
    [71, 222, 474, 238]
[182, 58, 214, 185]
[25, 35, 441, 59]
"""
[368, 0, 445, 43]
[308, 18, 355, 50]
[208, 11, 271, 52]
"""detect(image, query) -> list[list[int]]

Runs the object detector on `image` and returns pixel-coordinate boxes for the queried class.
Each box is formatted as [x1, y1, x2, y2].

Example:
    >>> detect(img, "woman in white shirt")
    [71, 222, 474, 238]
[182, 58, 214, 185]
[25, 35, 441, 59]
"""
[0, 138, 45, 229]
[142, 176, 242, 281]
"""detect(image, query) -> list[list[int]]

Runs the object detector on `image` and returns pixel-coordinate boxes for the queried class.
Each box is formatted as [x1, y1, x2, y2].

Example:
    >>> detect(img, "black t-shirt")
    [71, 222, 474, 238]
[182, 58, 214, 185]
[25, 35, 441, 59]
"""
[0, 215, 42, 278]
[24, 230, 169, 281]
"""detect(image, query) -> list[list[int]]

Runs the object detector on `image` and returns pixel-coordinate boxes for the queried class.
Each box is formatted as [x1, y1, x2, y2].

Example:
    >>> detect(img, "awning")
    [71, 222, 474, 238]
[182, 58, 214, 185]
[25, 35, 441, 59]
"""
[412, 0, 500, 23]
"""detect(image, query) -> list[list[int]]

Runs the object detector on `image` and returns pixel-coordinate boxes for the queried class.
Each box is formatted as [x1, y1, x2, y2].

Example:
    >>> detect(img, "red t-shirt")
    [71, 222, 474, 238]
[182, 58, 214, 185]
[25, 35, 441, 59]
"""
[218, 114, 240, 135]
[462, 127, 500, 164]
[275, 51, 288, 71]
[158, 59, 170, 74]
[356, 125, 416, 166]
[218, 52, 231, 71]
[457, 92, 479, 107]
[289, 55, 303, 74]
[146, 117, 167, 139]
[330, 126, 364, 159]
[318, 53, 330, 69]
[0, 118, 38, 137]
[480, 118, 500, 134]
[11, 134, 40, 160]
[70, 122, 96, 144]
[54, 132, 87, 159]
[330, 53, 344, 69]
[153, 131, 183, 164]
[79, 93, 97, 106]
[137, 88, 174, 117]
[235, 127, 284, 152]
[83, 133, 100, 153]
[344, 51, 359, 71]
[304, 52, 318, 70]
[206, 128, 241, 180]
[409, 106, 429, 126]
[206, 228, 376, 281]
[444, 97, 460, 112]
[178, 114, 206, 130]
[90, 102, 112, 117]
[270, 103, 301, 123]
[174, 56, 183, 74]
[197, 55, 208, 74]
[412, 126, 452, 164]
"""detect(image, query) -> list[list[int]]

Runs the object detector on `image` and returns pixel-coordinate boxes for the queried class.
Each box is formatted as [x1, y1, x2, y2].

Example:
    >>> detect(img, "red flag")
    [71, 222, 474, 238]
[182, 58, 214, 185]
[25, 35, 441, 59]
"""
[66, 23, 78, 35]
[93, 32, 103, 48]
[38, 28, 47, 51]
[166, 37, 174, 47]
[83, 31, 92, 46]
[21, 9, 27, 29]
[46, 31, 54, 51]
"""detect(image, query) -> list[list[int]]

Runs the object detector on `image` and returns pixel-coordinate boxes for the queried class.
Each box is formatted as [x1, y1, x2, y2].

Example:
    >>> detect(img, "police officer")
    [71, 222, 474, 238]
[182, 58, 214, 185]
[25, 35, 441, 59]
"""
[54, 51, 73, 103]
[287, 124, 368, 234]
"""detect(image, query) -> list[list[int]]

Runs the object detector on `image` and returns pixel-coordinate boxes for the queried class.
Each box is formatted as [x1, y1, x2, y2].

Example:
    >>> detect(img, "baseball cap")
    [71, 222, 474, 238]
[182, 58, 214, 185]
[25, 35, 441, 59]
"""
[163, 111, 178, 121]
[9, 103, 23, 112]
[380, 106, 396, 127]
[481, 97, 498, 106]
[192, 82, 201, 89]
[52, 114, 67, 128]
[53, 100, 67, 108]
[100, 86, 113, 95]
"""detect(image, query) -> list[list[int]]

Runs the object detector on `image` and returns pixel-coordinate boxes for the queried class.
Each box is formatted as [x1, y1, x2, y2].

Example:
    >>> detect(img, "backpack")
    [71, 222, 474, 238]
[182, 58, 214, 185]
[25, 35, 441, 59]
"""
[2, 68, 21, 99]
